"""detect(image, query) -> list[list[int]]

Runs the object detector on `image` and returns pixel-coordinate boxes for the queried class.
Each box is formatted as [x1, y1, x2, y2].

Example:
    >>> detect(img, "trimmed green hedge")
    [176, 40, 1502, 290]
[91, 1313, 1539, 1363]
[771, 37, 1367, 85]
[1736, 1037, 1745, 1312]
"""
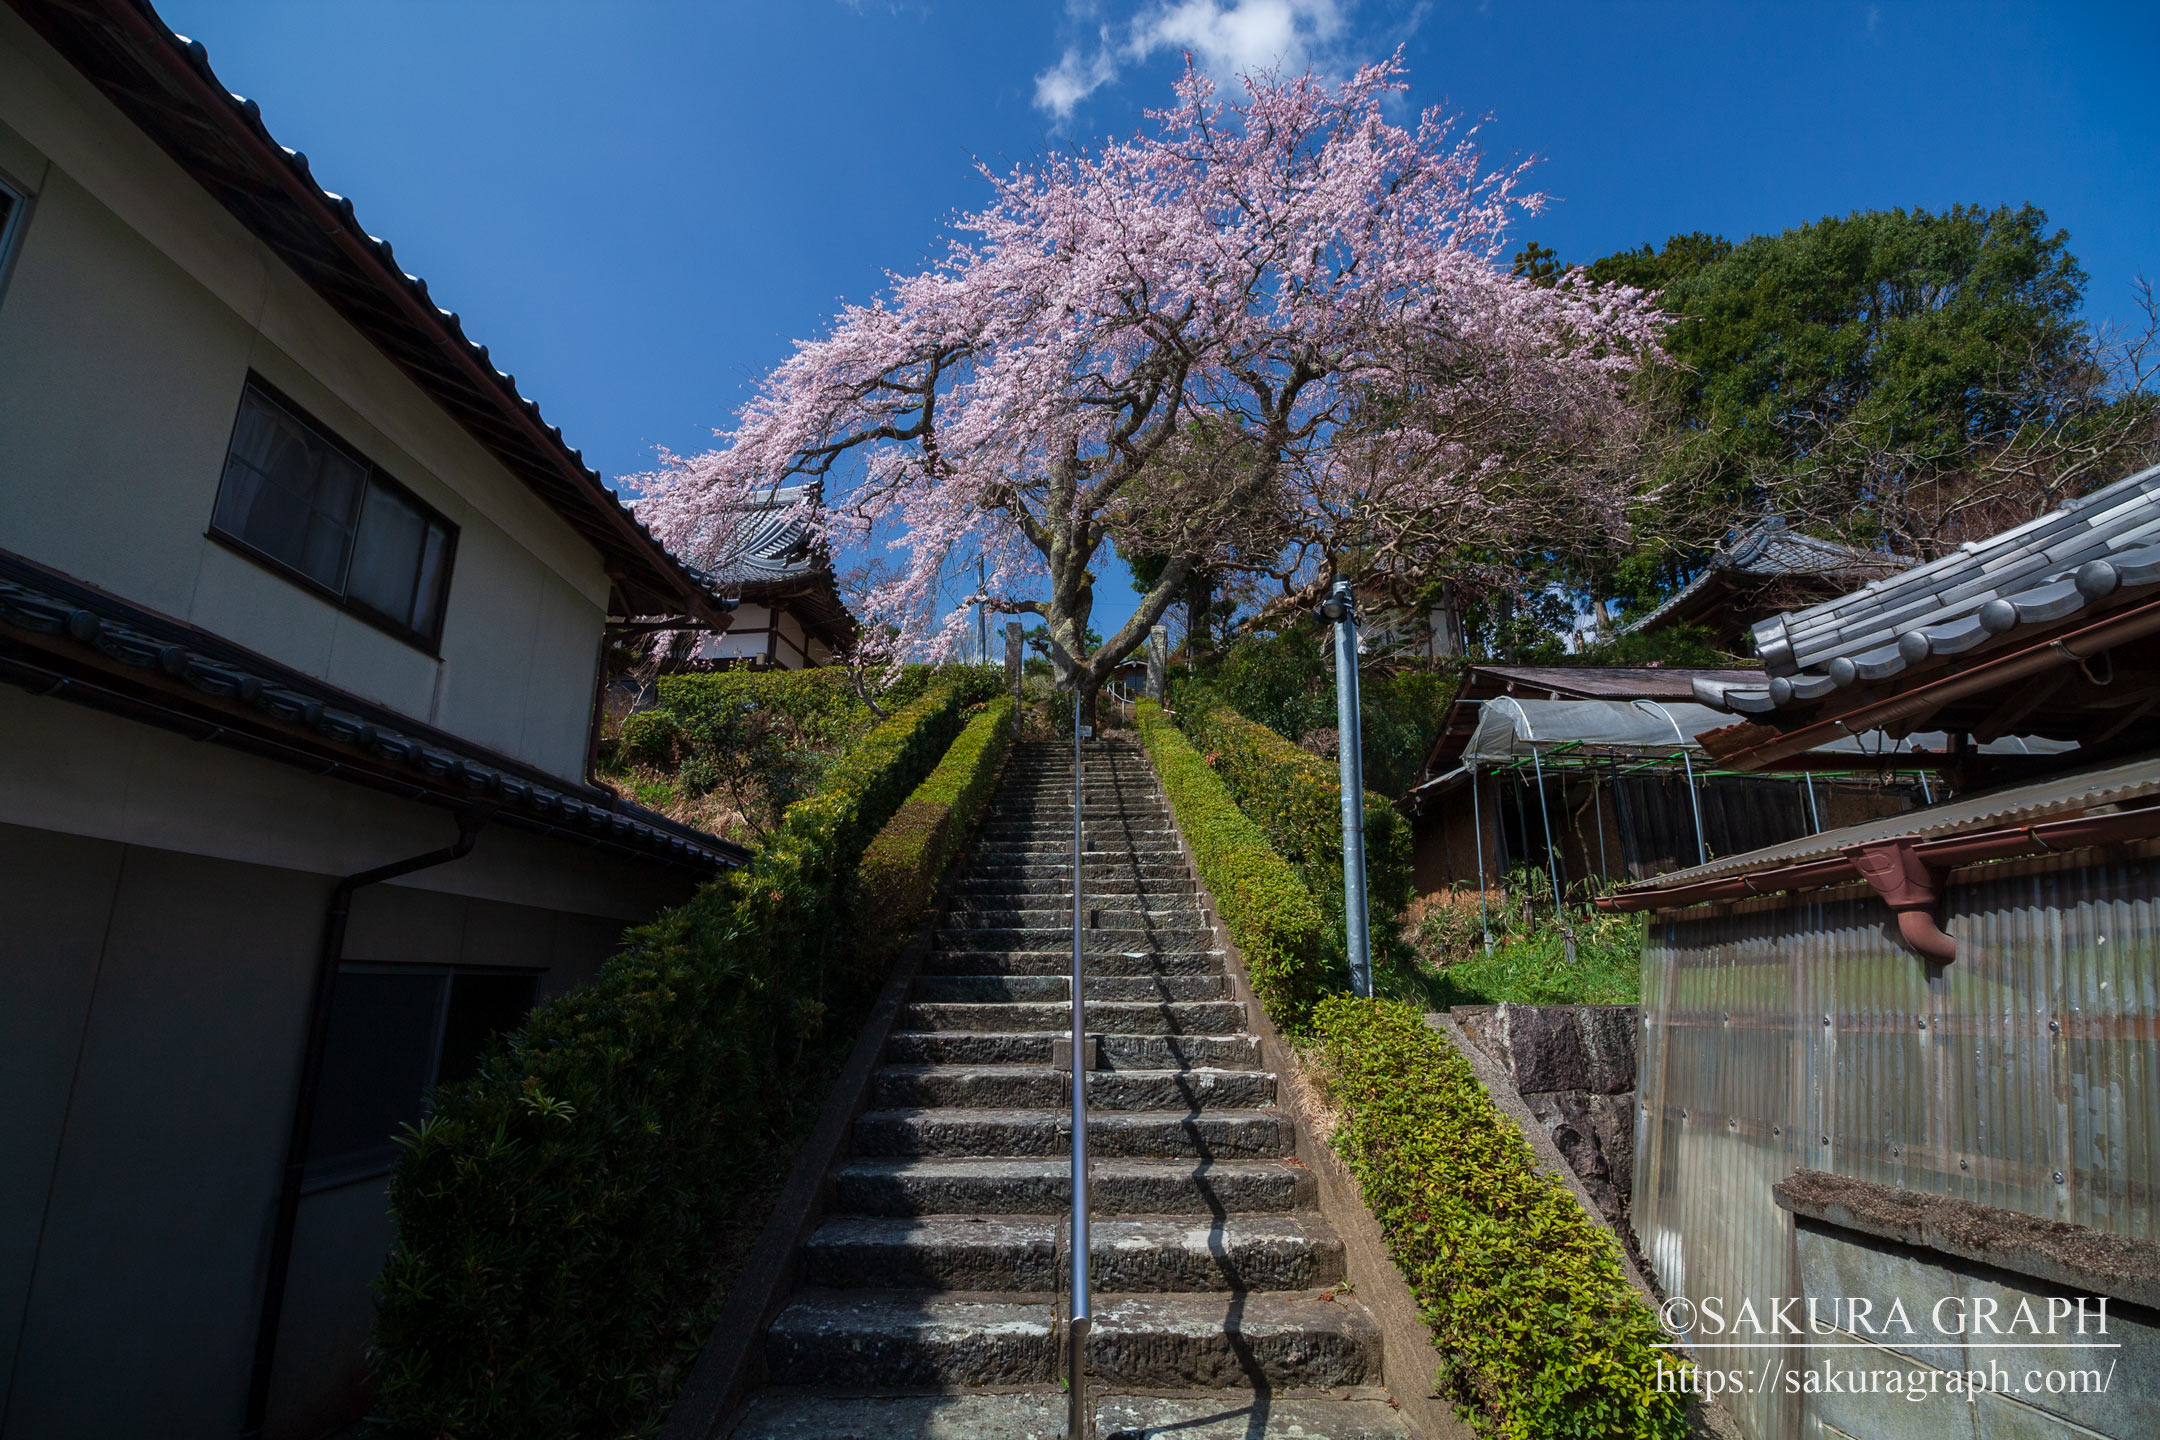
[373, 684, 978, 1437]
[656, 663, 1004, 755]
[1315, 995, 1686, 1440]
[1178, 699, 1412, 910]
[1135, 700, 1333, 1031]
[853, 696, 1015, 965]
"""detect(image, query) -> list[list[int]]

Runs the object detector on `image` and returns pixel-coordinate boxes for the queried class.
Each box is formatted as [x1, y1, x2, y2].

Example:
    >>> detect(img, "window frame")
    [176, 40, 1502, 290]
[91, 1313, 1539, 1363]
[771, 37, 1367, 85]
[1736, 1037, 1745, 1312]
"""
[0, 168, 30, 304]
[206, 375, 461, 655]
[301, 960, 541, 1194]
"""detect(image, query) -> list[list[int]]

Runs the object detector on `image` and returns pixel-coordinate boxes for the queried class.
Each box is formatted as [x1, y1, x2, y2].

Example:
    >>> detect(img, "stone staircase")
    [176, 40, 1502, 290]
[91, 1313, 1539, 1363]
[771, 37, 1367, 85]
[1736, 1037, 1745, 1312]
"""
[730, 738, 1412, 1439]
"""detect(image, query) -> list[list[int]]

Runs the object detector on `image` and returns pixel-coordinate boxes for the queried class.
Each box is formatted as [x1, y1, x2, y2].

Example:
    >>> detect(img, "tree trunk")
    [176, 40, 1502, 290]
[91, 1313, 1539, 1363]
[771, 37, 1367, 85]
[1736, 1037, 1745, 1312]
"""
[1185, 569, 1212, 658]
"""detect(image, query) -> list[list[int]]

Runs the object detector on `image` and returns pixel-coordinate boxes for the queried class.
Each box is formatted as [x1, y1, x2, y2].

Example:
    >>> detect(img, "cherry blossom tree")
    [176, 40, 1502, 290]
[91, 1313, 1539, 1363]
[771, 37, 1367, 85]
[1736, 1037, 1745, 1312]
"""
[632, 56, 1663, 714]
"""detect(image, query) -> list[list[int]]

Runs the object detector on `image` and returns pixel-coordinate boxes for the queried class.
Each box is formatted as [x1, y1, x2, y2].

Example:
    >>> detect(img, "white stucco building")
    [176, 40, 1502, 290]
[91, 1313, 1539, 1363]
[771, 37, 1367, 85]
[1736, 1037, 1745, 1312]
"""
[0, 3, 744, 1435]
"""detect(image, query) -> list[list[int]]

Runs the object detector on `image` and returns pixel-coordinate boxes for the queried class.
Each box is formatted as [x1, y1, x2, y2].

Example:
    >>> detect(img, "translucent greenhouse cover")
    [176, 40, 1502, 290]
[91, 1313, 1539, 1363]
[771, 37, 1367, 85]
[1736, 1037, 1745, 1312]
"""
[1457, 698, 2072, 764]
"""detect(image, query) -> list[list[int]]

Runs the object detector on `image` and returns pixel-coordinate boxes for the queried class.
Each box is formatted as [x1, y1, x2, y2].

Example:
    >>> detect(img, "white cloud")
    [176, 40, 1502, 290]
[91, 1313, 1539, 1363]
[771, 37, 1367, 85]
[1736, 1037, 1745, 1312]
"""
[1033, 0, 1352, 120]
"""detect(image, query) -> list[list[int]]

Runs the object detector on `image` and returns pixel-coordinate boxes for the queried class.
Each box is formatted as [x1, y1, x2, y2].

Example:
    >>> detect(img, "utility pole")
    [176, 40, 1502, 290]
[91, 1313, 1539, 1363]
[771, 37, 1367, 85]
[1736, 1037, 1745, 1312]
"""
[1316, 578, 1372, 998]
[977, 556, 989, 664]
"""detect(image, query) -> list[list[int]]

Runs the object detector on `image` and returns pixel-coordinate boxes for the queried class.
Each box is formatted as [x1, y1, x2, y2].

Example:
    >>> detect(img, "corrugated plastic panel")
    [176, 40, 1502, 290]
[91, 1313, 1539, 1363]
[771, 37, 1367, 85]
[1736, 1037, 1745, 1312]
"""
[1634, 853, 2160, 1440]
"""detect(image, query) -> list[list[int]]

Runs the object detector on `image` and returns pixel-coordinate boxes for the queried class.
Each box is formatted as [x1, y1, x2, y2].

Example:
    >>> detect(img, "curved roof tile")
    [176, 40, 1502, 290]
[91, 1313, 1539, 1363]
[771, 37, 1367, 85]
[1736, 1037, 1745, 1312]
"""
[1704, 464, 2160, 714]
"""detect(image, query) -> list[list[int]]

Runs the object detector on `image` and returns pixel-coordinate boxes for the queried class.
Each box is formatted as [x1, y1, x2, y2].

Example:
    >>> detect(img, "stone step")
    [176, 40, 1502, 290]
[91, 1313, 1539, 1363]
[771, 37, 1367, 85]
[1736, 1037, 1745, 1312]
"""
[728, 1389, 1416, 1440]
[941, 904, 1208, 926]
[763, 1290, 1381, 1390]
[964, 862, 1190, 884]
[883, 1031, 1263, 1070]
[970, 843, 1187, 860]
[899, 1000, 1246, 1035]
[977, 820, 1167, 831]
[912, 975, 1229, 1005]
[828, 1157, 1316, 1217]
[972, 835, 1181, 853]
[871, 1064, 1275, 1112]
[927, 949, 1222, 977]
[801, 1213, 1342, 1292]
[989, 807, 1175, 816]
[764, 1293, 1051, 1387]
[851, 1107, 1295, 1160]
[934, 925, 1216, 950]
[953, 878, 1196, 899]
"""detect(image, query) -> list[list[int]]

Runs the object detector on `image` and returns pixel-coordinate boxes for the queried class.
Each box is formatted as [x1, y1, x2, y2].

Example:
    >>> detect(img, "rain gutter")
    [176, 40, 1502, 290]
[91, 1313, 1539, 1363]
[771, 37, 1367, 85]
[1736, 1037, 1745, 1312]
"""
[1598, 801, 2160, 962]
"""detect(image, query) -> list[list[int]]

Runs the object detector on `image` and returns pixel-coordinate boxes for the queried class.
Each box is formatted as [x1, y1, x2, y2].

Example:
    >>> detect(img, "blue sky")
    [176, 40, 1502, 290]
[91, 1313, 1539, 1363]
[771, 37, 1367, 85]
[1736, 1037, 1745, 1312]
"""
[157, 1, 2160, 643]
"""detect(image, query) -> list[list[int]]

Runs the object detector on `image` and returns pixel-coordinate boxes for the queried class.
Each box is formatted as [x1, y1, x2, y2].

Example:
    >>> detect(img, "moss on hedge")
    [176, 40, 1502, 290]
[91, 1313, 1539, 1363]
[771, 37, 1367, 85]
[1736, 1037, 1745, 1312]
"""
[1135, 700, 1333, 1031]
[853, 696, 1015, 965]
[1314, 995, 1686, 1440]
[373, 684, 978, 1438]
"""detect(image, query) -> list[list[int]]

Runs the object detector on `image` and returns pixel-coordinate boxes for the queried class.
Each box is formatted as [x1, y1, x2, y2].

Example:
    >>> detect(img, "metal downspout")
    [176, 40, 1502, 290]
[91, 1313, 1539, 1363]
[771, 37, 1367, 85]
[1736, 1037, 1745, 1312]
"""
[241, 803, 489, 1439]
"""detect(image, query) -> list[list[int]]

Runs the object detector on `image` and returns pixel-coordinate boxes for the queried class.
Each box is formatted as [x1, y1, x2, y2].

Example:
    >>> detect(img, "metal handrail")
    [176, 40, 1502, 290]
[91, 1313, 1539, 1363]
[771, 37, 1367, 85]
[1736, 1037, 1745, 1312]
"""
[1066, 704, 1093, 1439]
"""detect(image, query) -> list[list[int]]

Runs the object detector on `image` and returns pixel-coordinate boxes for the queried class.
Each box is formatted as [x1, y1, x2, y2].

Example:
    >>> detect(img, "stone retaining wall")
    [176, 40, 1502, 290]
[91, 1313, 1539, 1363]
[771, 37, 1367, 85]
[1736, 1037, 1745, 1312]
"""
[1450, 1003, 1638, 1228]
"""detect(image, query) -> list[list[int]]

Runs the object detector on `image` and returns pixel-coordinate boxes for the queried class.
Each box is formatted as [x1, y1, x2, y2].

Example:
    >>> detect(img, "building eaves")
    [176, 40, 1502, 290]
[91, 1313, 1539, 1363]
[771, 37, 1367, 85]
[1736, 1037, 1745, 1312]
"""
[1693, 465, 2160, 718]
[10, 0, 726, 623]
[0, 546, 747, 871]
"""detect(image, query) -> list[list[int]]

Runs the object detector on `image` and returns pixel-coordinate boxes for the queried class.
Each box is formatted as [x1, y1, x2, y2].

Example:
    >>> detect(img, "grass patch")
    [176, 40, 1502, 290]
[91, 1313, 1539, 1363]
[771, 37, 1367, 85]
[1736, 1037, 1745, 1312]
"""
[1410, 876, 1644, 1008]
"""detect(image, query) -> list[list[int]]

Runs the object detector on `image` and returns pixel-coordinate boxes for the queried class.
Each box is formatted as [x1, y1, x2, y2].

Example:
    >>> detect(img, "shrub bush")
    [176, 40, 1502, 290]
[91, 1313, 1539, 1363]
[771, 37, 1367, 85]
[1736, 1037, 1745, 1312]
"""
[1135, 700, 1333, 1031]
[618, 707, 683, 767]
[853, 697, 1015, 965]
[1177, 702, 1413, 910]
[1189, 629, 1452, 798]
[373, 684, 979, 1438]
[1314, 995, 1687, 1440]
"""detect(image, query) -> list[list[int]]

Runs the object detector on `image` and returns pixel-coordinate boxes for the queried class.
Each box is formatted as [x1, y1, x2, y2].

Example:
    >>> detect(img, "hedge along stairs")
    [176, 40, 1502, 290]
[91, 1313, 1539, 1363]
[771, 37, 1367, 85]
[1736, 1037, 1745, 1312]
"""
[730, 738, 1413, 1439]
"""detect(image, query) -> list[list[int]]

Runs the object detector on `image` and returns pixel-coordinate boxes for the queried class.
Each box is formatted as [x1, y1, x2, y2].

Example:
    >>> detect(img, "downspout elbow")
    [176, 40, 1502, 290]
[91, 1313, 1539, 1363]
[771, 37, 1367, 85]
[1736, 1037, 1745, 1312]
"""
[1846, 839, 1957, 964]
[1894, 907, 1959, 963]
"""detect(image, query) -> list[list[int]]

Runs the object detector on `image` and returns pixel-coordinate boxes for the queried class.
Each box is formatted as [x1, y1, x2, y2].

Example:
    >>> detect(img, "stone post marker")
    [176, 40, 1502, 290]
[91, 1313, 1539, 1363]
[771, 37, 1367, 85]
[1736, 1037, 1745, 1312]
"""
[1005, 620, 1024, 705]
[1146, 625, 1168, 704]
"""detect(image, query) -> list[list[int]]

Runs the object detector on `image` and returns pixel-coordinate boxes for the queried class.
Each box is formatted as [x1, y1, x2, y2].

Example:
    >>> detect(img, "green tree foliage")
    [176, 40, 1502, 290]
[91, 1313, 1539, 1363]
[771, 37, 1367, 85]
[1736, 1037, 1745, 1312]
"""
[1186, 629, 1451, 800]
[1575, 206, 2157, 615]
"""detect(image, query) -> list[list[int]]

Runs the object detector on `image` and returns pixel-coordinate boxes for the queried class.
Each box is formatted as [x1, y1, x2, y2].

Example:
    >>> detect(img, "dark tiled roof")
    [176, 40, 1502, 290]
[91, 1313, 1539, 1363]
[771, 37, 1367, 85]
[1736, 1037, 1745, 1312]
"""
[699, 485, 859, 648]
[0, 546, 746, 871]
[1695, 464, 2160, 717]
[1626, 515, 1910, 635]
[706, 485, 823, 587]
[13, 0, 726, 623]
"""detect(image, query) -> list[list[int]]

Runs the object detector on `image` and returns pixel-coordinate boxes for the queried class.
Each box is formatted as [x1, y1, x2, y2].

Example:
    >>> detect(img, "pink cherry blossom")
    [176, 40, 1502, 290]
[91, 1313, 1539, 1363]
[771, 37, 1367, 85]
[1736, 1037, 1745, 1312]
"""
[631, 55, 1662, 702]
